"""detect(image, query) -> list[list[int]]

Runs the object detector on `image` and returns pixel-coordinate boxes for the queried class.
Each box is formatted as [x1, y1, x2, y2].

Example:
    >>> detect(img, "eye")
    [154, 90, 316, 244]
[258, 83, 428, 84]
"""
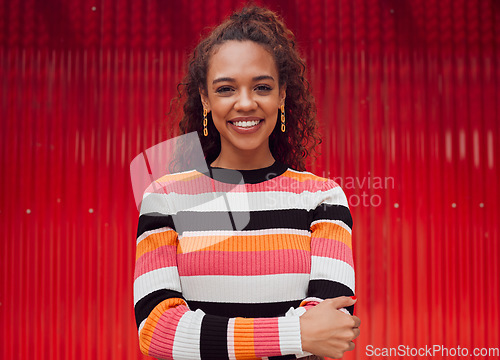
[215, 86, 234, 94]
[255, 84, 272, 92]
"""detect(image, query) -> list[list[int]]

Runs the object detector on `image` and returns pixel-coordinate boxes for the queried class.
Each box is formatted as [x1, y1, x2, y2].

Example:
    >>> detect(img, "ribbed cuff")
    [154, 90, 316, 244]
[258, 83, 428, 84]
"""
[277, 316, 303, 355]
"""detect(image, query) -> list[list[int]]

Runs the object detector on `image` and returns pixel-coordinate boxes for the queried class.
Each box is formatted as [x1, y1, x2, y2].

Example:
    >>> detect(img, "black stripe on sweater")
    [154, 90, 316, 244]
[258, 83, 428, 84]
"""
[307, 279, 355, 315]
[134, 289, 185, 328]
[137, 209, 312, 237]
[136, 212, 176, 238]
[171, 209, 312, 235]
[137, 206, 351, 237]
[312, 204, 353, 229]
[187, 299, 302, 318]
[200, 314, 230, 360]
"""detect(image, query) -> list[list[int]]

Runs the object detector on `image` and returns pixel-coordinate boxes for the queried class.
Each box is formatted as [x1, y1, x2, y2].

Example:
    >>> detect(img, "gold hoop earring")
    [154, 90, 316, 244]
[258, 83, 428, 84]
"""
[203, 108, 208, 136]
[280, 104, 285, 132]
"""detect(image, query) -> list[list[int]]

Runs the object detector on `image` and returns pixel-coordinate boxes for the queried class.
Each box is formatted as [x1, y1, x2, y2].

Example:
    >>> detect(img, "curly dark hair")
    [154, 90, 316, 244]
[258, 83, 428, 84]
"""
[170, 5, 320, 172]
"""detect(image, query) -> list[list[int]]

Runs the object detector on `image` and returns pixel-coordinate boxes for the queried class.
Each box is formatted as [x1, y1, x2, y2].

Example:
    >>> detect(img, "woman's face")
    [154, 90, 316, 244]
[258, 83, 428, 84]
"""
[200, 40, 286, 158]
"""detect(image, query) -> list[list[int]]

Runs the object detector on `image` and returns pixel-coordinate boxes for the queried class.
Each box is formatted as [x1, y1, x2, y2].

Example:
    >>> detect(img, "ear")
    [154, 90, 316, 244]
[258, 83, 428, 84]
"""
[199, 87, 210, 111]
[279, 84, 287, 107]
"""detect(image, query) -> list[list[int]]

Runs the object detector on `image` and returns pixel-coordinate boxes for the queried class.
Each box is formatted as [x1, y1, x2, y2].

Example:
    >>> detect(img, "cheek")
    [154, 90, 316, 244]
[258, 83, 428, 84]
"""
[266, 105, 279, 119]
[210, 100, 232, 117]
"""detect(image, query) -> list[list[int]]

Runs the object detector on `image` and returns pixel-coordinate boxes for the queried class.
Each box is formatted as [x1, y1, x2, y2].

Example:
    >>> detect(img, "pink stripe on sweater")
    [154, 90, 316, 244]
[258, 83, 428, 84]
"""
[147, 305, 189, 359]
[134, 245, 178, 279]
[311, 238, 354, 267]
[253, 318, 281, 358]
[153, 174, 333, 195]
[244, 178, 331, 194]
[177, 249, 311, 276]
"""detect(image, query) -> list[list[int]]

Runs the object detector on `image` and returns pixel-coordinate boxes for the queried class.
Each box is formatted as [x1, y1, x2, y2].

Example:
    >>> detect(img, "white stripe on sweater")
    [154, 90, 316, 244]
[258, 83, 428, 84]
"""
[310, 256, 355, 292]
[171, 309, 204, 360]
[277, 316, 303, 355]
[180, 274, 309, 303]
[140, 189, 349, 215]
[134, 267, 182, 305]
[227, 318, 236, 360]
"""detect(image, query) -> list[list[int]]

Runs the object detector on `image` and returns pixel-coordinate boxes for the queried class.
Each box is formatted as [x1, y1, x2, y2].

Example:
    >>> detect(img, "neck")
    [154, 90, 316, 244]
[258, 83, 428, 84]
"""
[211, 145, 275, 170]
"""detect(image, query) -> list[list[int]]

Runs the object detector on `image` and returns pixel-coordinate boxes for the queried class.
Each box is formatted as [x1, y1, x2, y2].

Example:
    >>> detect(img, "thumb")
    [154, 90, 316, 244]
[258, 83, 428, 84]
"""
[330, 295, 357, 309]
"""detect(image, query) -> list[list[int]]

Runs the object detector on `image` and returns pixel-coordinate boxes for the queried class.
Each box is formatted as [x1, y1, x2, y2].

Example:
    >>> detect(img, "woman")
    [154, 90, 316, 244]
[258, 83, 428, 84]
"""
[134, 6, 360, 360]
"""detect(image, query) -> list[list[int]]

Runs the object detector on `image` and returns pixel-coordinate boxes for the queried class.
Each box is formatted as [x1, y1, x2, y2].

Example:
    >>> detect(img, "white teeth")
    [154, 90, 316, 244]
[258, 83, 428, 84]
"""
[232, 120, 261, 128]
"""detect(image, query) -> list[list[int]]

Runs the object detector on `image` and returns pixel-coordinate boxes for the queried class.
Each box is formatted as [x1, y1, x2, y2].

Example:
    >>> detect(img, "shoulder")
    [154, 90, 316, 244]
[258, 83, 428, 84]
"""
[277, 167, 349, 209]
[155, 168, 204, 185]
[140, 169, 207, 215]
[144, 169, 206, 194]
[279, 167, 342, 192]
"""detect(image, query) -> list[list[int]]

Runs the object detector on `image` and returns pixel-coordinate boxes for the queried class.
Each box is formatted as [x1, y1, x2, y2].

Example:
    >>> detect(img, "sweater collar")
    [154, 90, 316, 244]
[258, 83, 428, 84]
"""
[201, 160, 289, 184]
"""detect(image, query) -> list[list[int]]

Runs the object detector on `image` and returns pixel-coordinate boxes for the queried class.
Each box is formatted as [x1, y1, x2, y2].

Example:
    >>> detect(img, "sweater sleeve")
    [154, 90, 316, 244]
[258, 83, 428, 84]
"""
[134, 189, 306, 360]
[299, 180, 355, 315]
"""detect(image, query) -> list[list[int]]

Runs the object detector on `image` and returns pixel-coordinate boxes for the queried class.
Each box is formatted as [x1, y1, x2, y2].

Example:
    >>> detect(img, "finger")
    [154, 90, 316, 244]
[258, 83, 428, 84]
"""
[331, 295, 357, 309]
[352, 315, 361, 327]
[348, 341, 356, 351]
[353, 327, 361, 339]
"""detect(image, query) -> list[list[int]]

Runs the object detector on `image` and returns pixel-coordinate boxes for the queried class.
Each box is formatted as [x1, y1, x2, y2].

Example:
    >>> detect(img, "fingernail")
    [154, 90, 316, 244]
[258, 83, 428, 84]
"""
[351, 295, 357, 300]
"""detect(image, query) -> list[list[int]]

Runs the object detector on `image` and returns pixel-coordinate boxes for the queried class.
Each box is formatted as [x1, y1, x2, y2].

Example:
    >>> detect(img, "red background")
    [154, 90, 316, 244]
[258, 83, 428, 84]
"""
[1, 0, 499, 359]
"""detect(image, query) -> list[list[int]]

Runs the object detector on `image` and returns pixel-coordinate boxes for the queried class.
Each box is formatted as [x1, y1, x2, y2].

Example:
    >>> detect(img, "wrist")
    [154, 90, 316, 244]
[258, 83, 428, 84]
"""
[299, 316, 311, 353]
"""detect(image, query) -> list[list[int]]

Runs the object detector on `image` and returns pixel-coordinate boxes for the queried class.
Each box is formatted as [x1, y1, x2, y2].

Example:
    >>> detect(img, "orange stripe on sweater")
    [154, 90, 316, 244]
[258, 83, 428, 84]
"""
[233, 317, 256, 359]
[136, 229, 178, 260]
[139, 298, 187, 355]
[178, 233, 311, 253]
[310, 222, 352, 248]
[281, 170, 329, 183]
[156, 170, 204, 184]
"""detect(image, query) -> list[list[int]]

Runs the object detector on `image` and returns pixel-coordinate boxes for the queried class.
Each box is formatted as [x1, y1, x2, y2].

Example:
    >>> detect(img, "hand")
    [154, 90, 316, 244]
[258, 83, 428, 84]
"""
[299, 296, 361, 359]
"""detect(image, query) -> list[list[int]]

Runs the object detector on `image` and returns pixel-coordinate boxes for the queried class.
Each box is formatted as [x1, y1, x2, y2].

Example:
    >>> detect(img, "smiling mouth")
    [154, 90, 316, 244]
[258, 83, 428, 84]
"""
[229, 119, 263, 128]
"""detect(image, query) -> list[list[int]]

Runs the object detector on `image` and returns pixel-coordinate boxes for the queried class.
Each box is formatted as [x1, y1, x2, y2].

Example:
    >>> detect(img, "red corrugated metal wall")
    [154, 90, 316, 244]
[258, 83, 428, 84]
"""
[1, 0, 499, 359]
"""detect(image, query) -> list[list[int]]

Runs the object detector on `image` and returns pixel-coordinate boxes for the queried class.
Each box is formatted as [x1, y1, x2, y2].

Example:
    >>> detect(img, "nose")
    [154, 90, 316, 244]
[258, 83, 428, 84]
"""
[234, 88, 257, 112]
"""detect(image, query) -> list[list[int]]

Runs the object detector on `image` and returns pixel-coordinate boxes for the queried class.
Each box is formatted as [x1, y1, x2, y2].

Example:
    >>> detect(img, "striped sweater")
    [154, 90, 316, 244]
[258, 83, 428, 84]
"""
[134, 161, 355, 360]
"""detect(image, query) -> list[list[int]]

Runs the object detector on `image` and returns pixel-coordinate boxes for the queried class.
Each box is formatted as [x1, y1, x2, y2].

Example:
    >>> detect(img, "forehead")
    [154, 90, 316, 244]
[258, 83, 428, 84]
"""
[207, 40, 278, 80]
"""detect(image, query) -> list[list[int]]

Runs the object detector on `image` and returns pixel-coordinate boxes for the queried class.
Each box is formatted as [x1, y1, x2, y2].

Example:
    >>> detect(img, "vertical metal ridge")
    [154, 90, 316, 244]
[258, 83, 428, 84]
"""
[1, 1, 498, 359]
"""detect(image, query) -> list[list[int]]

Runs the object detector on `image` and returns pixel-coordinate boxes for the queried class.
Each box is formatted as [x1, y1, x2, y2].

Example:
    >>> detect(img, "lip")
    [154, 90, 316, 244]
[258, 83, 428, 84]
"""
[227, 117, 264, 134]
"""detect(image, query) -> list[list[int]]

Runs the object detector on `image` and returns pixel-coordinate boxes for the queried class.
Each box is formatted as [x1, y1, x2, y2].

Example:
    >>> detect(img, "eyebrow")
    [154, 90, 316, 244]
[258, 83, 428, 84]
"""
[212, 75, 275, 85]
